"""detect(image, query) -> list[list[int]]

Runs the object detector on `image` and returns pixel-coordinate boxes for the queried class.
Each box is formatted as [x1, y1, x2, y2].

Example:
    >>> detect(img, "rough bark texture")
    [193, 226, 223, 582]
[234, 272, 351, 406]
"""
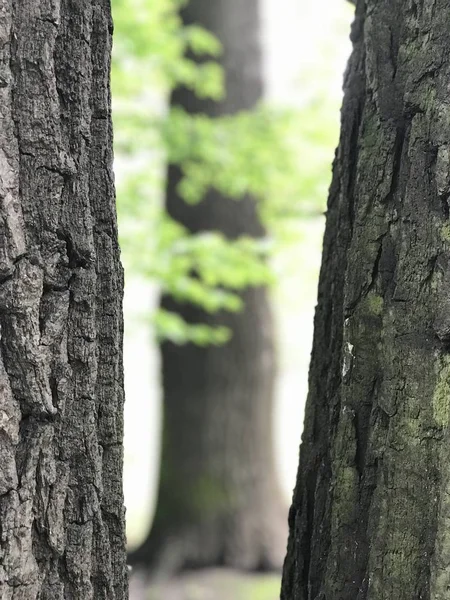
[0, 1, 127, 598]
[130, 0, 287, 575]
[281, 1, 450, 599]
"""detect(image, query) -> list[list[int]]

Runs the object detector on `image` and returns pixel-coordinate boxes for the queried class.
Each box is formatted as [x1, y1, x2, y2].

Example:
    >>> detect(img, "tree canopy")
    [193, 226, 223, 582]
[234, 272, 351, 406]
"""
[111, 0, 341, 344]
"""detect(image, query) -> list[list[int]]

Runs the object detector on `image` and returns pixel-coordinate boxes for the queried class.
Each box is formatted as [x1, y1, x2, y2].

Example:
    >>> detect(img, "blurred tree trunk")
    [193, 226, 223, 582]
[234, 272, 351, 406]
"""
[0, 1, 127, 598]
[281, 1, 450, 598]
[131, 0, 287, 574]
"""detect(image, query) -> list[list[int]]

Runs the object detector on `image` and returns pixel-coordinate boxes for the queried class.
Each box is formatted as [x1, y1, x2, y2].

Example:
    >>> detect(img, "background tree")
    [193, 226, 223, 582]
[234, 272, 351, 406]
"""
[129, 0, 288, 574]
[281, 0, 450, 598]
[0, 1, 127, 597]
[112, 0, 350, 587]
[112, 0, 326, 346]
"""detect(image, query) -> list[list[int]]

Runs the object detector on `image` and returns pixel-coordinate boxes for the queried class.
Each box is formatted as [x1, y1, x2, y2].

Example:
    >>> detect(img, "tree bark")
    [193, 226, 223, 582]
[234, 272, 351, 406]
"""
[130, 0, 287, 574]
[281, 1, 450, 599]
[0, 1, 127, 598]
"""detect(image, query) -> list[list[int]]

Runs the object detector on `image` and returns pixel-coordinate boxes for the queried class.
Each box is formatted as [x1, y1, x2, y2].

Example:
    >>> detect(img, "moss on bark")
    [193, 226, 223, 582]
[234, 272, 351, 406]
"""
[281, 1, 450, 598]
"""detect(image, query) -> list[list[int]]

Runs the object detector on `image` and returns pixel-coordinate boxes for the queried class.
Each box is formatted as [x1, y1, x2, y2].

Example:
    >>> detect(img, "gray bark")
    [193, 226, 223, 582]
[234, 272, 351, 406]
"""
[281, 1, 450, 599]
[130, 0, 287, 575]
[0, 1, 127, 598]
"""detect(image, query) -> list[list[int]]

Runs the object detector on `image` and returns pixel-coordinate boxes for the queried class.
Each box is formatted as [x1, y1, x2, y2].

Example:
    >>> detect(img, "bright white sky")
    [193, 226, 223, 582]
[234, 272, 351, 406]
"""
[124, 0, 353, 547]
[262, 0, 353, 104]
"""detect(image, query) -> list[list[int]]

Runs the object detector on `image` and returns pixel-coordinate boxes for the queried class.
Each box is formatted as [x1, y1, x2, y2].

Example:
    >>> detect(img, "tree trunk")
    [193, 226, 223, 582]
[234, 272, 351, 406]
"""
[0, 1, 127, 598]
[281, 1, 450, 599]
[130, 0, 287, 574]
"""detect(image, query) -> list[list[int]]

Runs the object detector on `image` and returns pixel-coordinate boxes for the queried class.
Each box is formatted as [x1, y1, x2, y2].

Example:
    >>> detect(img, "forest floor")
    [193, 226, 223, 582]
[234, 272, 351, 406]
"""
[129, 568, 281, 600]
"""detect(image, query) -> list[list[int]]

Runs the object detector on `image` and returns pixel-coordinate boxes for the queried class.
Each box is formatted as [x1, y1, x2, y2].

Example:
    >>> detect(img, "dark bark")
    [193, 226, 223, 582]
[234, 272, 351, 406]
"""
[130, 0, 287, 574]
[281, 1, 450, 599]
[0, 1, 127, 598]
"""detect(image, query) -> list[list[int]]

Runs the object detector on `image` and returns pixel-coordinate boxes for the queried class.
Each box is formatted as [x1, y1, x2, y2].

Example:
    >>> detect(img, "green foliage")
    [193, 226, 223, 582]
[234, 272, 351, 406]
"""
[112, 0, 223, 96]
[153, 310, 231, 345]
[163, 102, 335, 245]
[112, 0, 339, 344]
[152, 232, 273, 307]
[165, 107, 297, 205]
[118, 171, 274, 343]
[147, 571, 281, 600]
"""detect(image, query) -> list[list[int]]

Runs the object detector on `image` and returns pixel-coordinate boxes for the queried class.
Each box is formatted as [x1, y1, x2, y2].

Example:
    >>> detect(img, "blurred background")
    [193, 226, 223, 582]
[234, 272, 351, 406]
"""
[111, 0, 353, 597]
